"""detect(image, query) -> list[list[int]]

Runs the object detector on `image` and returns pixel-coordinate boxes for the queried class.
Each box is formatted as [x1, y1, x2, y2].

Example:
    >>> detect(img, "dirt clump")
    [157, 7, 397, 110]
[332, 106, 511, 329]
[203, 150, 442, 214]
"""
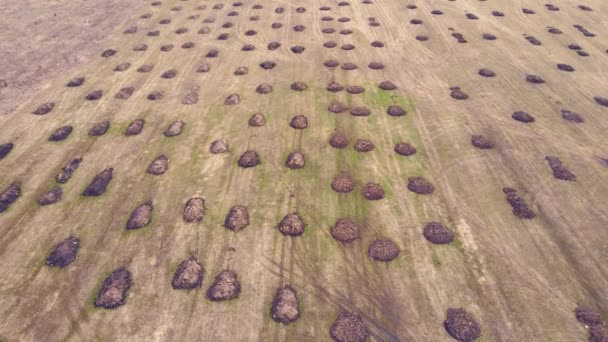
[290, 115, 308, 129]
[547, 27, 562, 34]
[224, 205, 249, 231]
[183, 197, 205, 222]
[249, 113, 266, 127]
[207, 270, 241, 301]
[38, 186, 63, 206]
[210, 139, 230, 154]
[291, 46, 305, 53]
[49, 126, 73, 141]
[322, 28, 335, 34]
[338, 17, 350, 22]
[354, 139, 375, 152]
[526, 74, 545, 84]
[286, 152, 306, 169]
[125, 119, 145, 135]
[147, 155, 169, 175]
[362, 183, 384, 200]
[340, 29, 353, 35]
[512, 111, 535, 123]
[82, 168, 113, 196]
[450, 87, 469, 100]
[330, 312, 369, 342]
[260, 61, 276, 70]
[471, 135, 494, 149]
[278, 213, 305, 236]
[371, 40, 384, 47]
[329, 133, 349, 149]
[342, 63, 358, 70]
[46, 237, 79, 268]
[379, 81, 397, 90]
[225, 94, 240, 105]
[88, 120, 110, 137]
[32, 102, 55, 115]
[482, 33, 497, 40]
[423, 222, 454, 244]
[160, 44, 174, 52]
[341, 44, 355, 50]
[94, 268, 132, 309]
[503, 187, 535, 219]
[101, 49, 117, 58]
[575, 306, 604, 326]
[525, 36, 541, 46]
[245, 30, 256, 36]
[407, 176, 435, 194]
[444, 308, 481, 342]
[291, 82, 307, 91]
[331, 172, 355, 192]
[387, 105, 406, 116]
[331, 218, 359, 242]
[268, 42, 281, 50]
[114, 62, 131, 72]
[368, 239, 399, 261]
[324, 60, 340, 68]
[115, 87, 135, 100]
[368, 62, 385, 70]
[198, 27, 211, 34]
[161, 69, 177, 79]
[594, 97, 608, 107]
[347, 85, 365, 94]
[0, 142, 14, 160]
[175, 27, 188, 34]
[66, 77, 85, 87]
[394, 142, 417, 156]
[561, 110, 584, 123]
[238, 150, 260, 168]
[138, 64, 153, 73]
[557, 64, 575, 72]
[545, 156, 576, 181]
[172, 257, 204, 289]
[351, 107, 370, 116]
[293, 25, 306, 32]
[85, 90, 103, 101]
[0, 182, 20, 213]
[234, 67, 248, 76]
[164, 121, 185, 137]
[126, 201, 153, 230]
[56, 158, 82, 183]
[207, 48, 219, 57]
[479, 69, 496, 77]
[493, 11, 505, 17]
[271, 286, 301, 324]
[148, 30, 160, 37]
[466, 13, 479, 20]
[329, 102, 348, 113]
[327, 81, 344, 92]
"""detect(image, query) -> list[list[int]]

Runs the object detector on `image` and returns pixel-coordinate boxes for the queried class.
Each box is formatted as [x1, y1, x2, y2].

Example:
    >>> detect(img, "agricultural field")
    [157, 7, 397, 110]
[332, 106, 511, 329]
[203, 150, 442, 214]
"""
[0, 0, 607, 341]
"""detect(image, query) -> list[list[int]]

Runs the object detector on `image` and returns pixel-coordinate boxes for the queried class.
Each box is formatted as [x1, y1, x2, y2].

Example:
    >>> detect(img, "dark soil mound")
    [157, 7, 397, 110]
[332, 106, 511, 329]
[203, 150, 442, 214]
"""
[432, 10, 444, 15]
[56, 157, 82, 183]
[325, 60, 340, 68]
[387, 105, 406, 116]
[561, 110, 584, 123]
[503, 187, 535, 219]
[395, 142, 416, 156]
[407, 176, 435, 194]
[160, 44, 174, 51]
[478, 69, 496, 77]
[342, 63, 358, 70]
[66, 77, 85, 87]
[321, 16, 334, 21]
[175, 27, 188, 34]
[125, 119, 145, 135]
[578, 5, 593, 11]
[368, 62, 384, 69]
[331, 218, 360, 242]
[238, 150, 260, 168]
[159, 18, 171, 24]
[329, 133, 349, 149]
[327, 81, 344, 92]
[368, 239, 399, 261]
[547, 27, 562, 34]
[340, 29, 353, 35]
[290, 115, 308, 129]
[322, 28, 335, 34]
[379, 81, 397, 90]
[482, 33, 497, 40]
[423, 222, 454, 244]
[217, 33, 229, 41]
[161, 69, 177, 79]
[286, 152, 306, 169]
[471, 135, 493, 149]
[526, 74, 545, 84]
[291, 82, 307, 91]
[32, 102, 55, 115]
[260, 61, 276, 70]
[38, 186, 63, 206]
[347, 85, 365, 94]
[296, 6, 306, 12]
[249, 113, 266, 127]
[362, 183, 384, 200]
[416, 35, 429, 41]
[512, 111, 535, 123]
[225, 94, 240, 105]
[332, 172, 355, 192]
[210, 139, 230, 154]
[46, 237, 79, 268]
[94, 268, 132, 309]
[268, 42, 281, 50]
[351, 107, 370, 116]
[341, 44, 355, 51]
[371, 40, 384, 47]
[452, 32, 467, 43]
[148, 30, 160, 37]
[354, 139, 374, 152]
[320, 6, 331, 10]
[338, 17, 350, 22]
[271, 286, 301, 324]
[85, 90, 103, 101]
[244, 30, 257, 36]
[492, 11, 504, 16]
[126, 201, 153, 230]
[594, 96, 608, 107]
[525, 36, 542, 46]
[0, 142, 14, 160]
[291, 46, 305, 54]
[164, 121, 185, 137]
[575, 306, 604, 326]
[206, 49, 219, 58]
[224, 205, 249, 231]
[557, 64, 575, 72]
[293, 25, 306, 32]
[256, 83, 273, 94]
[88, 120, 110, 137]
[275, 7, 284, 13]
[183, 197, 205, 222]
[49, 126, 73, 141]
[466, 13, 479, 20]
[138, 64, 153, 73]
[278, 213, 305, 236]
[82, 168, 113, 196]
[234, 67, 248, 76]
[101, 49, 117, 58]
[147, 155, 168, 175]
[198, 27, 211, 34]
[330, 312, 369, 342]
[545, 156, 576, 181]
[328, 102, 348, 113]
[450, 87, 469, 100]
[172, 257, 204, 289]
[545, 4, 559, 11]
[444, 308, 481, 342]
[115, 86, 135, 100]
[207, 270, 241, 301]
[0, 182, 20, 213]
[114, 62, 131, 72]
